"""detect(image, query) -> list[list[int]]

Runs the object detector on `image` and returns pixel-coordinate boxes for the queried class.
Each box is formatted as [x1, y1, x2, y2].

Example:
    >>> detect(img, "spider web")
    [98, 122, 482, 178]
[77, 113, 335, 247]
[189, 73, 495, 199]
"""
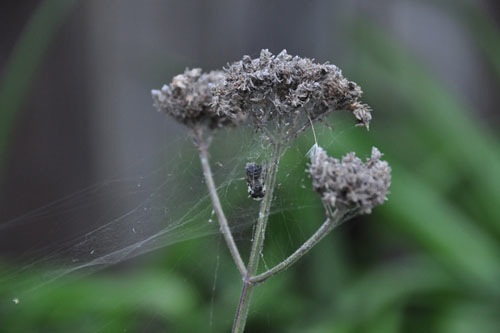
[0, 116, 360, 308]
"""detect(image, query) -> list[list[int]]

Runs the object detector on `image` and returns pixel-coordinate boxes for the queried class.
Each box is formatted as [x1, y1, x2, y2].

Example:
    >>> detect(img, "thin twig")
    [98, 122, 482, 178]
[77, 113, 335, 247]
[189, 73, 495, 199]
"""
[195, 132, 247, 277]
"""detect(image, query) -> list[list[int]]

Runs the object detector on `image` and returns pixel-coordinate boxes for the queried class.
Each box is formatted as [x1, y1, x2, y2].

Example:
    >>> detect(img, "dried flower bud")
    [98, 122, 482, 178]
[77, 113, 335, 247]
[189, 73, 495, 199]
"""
[309, 146, 391, 214]
[213, 49, 372, 140]
[152, 68, 244, 130]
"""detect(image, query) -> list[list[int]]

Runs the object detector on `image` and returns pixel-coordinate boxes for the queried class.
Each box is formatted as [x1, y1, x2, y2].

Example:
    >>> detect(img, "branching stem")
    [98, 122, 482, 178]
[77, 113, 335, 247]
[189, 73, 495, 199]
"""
[250, 208, 347, 285]
[232, 142, 282, 333]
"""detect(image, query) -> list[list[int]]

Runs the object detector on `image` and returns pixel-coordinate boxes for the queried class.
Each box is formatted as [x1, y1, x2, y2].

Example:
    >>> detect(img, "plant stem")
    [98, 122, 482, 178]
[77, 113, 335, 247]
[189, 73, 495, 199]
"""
[250, 208, 347, 285]
[232, 142, 282, 333]
[197, 142, 247, 277]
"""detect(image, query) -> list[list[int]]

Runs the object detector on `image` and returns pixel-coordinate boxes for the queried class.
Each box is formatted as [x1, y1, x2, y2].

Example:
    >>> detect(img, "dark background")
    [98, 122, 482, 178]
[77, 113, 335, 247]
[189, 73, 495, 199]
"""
[1, 0, 499, 332]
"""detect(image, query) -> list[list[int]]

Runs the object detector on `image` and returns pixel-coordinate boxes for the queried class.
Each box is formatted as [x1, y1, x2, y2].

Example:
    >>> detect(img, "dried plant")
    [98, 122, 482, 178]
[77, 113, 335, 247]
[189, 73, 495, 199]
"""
[152, 68, 243, 130]
[151, 49, 391, 333]
[213, 49, 371, 143]
[309, 146, 391, 215]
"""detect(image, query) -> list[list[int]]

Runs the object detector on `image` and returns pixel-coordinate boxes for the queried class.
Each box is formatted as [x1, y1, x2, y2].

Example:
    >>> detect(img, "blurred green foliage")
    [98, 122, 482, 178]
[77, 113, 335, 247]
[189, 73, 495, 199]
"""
[1, 1, 500, 332]
[0, 0, 76, 171]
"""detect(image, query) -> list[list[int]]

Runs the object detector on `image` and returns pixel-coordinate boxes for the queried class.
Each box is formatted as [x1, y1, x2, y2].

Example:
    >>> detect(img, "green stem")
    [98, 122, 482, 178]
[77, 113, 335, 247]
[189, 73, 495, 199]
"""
[232, 142, 282, 333]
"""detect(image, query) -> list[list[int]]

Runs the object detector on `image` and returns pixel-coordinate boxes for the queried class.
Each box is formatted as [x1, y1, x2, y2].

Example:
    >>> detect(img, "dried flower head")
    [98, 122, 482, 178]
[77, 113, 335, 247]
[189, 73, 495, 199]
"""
[309, 146, 391, 214]
[213, 49, 372, 140]
[152, 68, 244, 130]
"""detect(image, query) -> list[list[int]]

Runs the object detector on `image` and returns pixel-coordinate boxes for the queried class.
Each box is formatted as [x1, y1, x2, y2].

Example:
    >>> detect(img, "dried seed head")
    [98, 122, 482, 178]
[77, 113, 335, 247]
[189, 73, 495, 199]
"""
[152, 68, 245, 130]
[309, 146, 391, 214]
[213, 49, 372, 140]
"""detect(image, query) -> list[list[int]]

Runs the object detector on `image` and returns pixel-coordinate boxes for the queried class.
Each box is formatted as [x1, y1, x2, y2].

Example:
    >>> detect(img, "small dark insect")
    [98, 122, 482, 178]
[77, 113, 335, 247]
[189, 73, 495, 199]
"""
[245, 162, 266, 199]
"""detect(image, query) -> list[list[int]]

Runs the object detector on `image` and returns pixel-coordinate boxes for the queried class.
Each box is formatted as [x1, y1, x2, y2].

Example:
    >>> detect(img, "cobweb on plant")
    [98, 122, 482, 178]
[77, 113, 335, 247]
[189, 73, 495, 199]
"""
[0, 116, 359, 305]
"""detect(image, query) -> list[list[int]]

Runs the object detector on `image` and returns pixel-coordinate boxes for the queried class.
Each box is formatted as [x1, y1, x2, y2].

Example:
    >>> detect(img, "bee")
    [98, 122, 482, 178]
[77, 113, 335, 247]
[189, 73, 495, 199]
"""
[245, 162, 266, 199]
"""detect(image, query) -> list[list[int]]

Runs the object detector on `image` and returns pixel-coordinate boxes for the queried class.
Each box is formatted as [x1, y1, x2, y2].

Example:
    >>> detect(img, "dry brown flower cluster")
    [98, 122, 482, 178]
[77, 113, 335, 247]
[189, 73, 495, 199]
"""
[152, 50, 372, 139]
[213, 49, 372, 137]
[151, 68, 243, 130]
[309, 146, 391, 214]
